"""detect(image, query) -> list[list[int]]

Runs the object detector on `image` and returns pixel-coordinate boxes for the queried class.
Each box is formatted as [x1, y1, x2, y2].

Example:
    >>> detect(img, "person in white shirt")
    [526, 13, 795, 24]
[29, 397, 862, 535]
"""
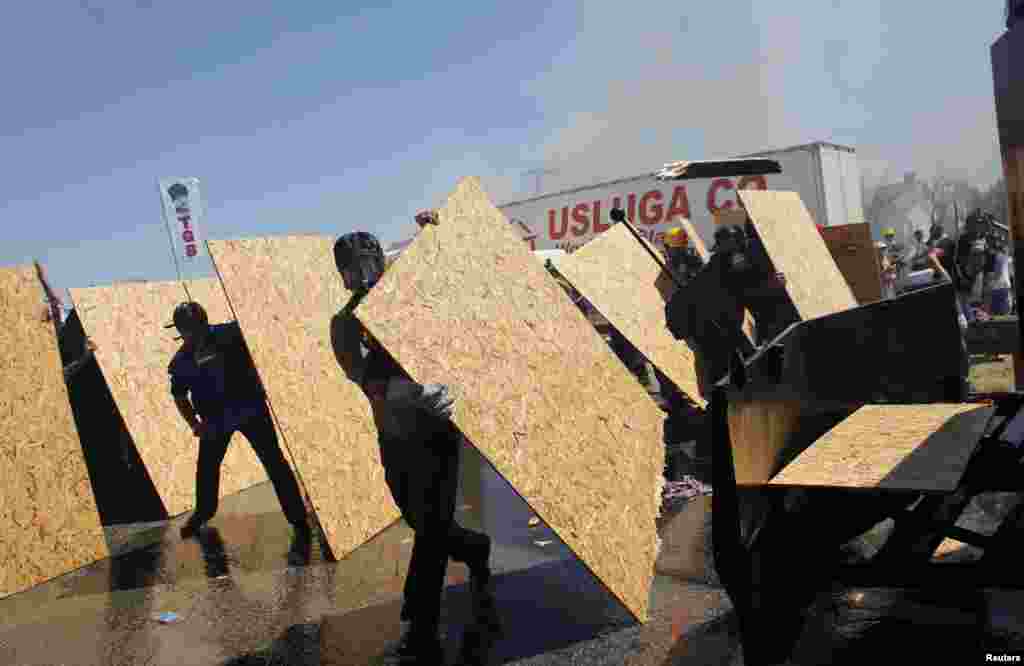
[988, 242, 1014, 315]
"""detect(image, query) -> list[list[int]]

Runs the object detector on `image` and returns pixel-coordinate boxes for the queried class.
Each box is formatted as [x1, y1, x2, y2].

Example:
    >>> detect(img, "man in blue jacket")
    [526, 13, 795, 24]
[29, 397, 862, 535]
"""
[167, 302, 310, 546]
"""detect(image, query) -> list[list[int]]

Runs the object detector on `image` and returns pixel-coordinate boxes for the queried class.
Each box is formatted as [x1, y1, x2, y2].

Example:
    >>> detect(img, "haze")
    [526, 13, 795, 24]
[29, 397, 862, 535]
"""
[0, 1, 1008, 299]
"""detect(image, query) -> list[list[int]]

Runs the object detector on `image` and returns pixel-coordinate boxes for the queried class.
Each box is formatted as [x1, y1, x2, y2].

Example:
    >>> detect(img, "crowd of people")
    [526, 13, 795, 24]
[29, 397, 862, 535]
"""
[877, 212, 1015, 321]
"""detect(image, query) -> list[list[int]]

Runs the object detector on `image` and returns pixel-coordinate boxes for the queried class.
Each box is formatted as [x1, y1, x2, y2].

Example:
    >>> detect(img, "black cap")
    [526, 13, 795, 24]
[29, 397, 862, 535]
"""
[165, 301, 208, 332]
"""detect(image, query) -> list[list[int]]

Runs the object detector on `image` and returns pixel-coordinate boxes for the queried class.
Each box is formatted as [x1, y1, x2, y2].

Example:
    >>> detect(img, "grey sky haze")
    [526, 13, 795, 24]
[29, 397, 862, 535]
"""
[0, 1, 1010, 300]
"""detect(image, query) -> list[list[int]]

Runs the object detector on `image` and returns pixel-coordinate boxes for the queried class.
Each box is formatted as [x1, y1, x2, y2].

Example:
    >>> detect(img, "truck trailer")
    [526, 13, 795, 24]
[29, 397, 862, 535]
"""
[498, 141, 864, 255]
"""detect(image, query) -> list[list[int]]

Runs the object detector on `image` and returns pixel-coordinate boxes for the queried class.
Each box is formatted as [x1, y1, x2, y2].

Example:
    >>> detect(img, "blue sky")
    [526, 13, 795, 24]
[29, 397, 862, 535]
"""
[1, 1, 1010, 298]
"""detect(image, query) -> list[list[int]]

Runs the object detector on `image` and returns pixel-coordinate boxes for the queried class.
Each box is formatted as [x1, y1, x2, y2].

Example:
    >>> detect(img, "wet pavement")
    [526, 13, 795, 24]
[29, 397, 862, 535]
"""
[0, 443, 731, 665]
[6, 438, 1024, 665]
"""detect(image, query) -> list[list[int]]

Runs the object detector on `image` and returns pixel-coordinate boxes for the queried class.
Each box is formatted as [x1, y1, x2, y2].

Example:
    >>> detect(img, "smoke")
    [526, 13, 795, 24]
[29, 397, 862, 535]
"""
[515, 0, 1003, 195]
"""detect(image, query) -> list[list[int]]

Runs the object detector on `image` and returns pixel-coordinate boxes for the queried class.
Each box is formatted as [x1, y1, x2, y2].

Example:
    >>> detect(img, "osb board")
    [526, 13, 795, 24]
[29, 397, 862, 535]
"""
[737, 190, 857, 320]
[820, 223, 883, 305]
[769, 404, 994, 492]
[727, 397, 806, 485]
[70, 279, 268, 517]
[207, 236, 399, 560]
[554, 223, 705, 408]
[0, 266, 108, 598]
[355, 177, 665, 622]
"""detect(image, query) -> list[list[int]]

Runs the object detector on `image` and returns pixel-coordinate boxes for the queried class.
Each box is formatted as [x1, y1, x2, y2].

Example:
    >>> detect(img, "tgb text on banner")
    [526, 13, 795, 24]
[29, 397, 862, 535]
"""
[158, 177, 206, 280]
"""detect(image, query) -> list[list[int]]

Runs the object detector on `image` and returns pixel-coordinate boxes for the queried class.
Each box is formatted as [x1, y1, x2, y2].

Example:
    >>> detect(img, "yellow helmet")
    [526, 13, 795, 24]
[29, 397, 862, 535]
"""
[883, 227, 896, 237]
[664, 226, 689, 248]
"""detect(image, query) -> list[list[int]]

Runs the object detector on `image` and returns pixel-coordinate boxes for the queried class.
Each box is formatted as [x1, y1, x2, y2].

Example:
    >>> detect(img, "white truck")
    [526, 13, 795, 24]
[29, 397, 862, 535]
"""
[498, 141, 865, 254]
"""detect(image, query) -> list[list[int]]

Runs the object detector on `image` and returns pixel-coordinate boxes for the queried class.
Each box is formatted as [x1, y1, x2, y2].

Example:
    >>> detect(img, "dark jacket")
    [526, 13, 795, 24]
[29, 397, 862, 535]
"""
[168, 323, 266, 422]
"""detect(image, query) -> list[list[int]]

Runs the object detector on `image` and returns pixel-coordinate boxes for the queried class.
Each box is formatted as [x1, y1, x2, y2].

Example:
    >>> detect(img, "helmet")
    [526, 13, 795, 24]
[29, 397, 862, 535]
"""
[883, 227, 896, 237]
[664, 226, 689, 248]
[167, 301, 209, 334]
[334, 232, 386, 292]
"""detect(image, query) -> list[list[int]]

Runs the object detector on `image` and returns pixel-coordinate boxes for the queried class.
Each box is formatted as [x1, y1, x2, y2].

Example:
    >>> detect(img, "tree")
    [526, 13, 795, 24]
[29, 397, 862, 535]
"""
[981, 178, 1009, 224]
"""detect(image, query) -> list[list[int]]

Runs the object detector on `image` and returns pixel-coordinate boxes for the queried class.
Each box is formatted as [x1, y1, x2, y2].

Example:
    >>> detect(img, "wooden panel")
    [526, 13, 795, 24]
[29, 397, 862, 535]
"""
[738, 190, 858, 320]
[554, 223, 705, 407]
[0, 266, 108, 598]
[207, 236, 399, 561]
[770, 404, 994, 492]
[820, 223, 884, 304]
[356, 177, 665, 622]
[727, 397, 807, 485]
[71, 279, 268, 517]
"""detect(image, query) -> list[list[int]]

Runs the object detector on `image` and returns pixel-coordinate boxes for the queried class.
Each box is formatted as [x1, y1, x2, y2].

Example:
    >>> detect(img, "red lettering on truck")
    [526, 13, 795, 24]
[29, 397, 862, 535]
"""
[707, 179, 735, 214]
[666, 186, 691, 222]
[571, 203, 590, 236]
[639, 190, 662, 225]
[737, 174, 768, 191]
[612, 193, 638, 221]
[592, 200, 608, 233]
[549, 207, 569, 240]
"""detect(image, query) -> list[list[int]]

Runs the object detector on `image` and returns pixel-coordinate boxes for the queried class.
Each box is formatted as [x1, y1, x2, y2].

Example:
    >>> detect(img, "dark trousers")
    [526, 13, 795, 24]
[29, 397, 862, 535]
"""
[194, 405, 307, 527]
[380, 432, 490, 641]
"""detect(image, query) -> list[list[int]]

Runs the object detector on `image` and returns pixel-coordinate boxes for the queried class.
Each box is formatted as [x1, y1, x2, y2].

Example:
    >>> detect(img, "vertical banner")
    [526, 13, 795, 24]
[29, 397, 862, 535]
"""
[158, 177, 205, 282]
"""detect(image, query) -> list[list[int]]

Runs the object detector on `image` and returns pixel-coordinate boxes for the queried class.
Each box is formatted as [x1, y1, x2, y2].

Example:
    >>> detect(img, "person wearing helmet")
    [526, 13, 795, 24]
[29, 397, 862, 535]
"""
[167, 302, 310, 548]
[330, 226, 499, 663]
[663, 225, 705, 285]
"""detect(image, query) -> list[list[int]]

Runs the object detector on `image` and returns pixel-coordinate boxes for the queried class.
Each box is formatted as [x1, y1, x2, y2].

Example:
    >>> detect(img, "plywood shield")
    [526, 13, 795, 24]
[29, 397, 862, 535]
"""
[820, 223, 883, 304]
[355, 177, 665, 622]
[770, 404, 994, 492]
[1, 266, 108, 598]
[207, 236, 399, 560]
[71, 279, 268, 517]
[726, 397, 807, 485]
[737, 190, 857, 320]
[554, 223, 705, 407]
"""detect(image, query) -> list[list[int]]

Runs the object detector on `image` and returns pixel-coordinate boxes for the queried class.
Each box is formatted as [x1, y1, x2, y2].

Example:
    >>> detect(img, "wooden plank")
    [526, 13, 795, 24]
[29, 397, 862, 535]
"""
[207, 236, 399, 561]
[356, 177, 665, 622]
[820, 223, 884, 304]
[1, 266, 108, 598]
[727, 396, 807, 485]
[737, 190, 858, 320]
[769, 404, 994, 492]
[554, 223, 705, 407]
[72, 280, 268, 517]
